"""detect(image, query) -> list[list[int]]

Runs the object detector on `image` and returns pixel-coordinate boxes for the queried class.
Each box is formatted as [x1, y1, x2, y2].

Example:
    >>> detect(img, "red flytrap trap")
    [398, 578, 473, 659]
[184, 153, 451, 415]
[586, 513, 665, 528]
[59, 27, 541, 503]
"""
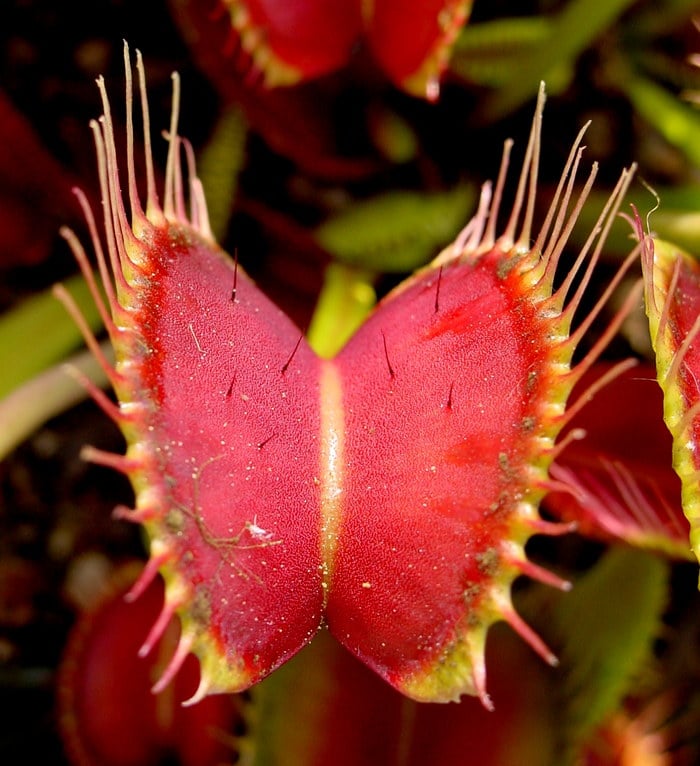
[54, 44, 643, 712]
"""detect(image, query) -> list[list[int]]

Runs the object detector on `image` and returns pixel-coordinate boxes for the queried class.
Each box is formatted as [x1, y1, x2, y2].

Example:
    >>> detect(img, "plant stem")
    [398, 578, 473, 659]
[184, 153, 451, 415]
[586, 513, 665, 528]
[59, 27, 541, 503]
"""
[306, 262, 377, 358]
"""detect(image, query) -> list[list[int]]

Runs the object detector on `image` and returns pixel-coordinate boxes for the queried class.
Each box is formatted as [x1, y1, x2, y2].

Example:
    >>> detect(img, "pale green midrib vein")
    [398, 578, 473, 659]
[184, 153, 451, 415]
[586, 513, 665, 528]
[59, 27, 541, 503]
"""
[318, 360, 345, 608]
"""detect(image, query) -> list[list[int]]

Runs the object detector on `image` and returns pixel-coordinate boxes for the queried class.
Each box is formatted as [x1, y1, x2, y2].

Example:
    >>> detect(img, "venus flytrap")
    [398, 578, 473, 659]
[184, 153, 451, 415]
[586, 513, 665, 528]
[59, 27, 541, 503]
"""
[220, 0, 472, 99]
[57, 563, 242, 766]
[55, 44, 645, 713]
[544, 362, 692, 559]
[642, 235, 700, 569]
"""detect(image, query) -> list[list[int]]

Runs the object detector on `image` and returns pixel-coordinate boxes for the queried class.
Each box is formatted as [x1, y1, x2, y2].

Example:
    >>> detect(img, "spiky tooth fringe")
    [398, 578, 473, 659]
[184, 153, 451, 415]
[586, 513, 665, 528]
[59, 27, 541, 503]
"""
[511, 558, 572, 592]
[139, 594, 183, 660]
[500, 605, 558, 667]
[152, 633, 194, 694]
[52, 284, 122, 389]
[112, 504, 158, 524]
[125, 551, 172, 603]
[467, 628, 492, 711]
[528, 518, 578, 536]
[80, 445, 141, 474]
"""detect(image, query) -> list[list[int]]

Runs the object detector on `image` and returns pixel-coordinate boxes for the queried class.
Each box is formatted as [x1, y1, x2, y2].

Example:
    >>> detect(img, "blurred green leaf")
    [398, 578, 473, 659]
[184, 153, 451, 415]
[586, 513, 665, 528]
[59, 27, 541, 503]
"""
[478, 0, 639, 120]
[626, 73, 700, 167]
[314, 184, 475, 273]
[0, 274, 102, 400]
[367, 105, 419, 163]
[625, 0, 700, 38]
[307, 262, 377, 357]
[452, 16, 555, 88]
[550, 547, 668, 762]
[197, 104, 248, 241]
[0, 347, 110, 460]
